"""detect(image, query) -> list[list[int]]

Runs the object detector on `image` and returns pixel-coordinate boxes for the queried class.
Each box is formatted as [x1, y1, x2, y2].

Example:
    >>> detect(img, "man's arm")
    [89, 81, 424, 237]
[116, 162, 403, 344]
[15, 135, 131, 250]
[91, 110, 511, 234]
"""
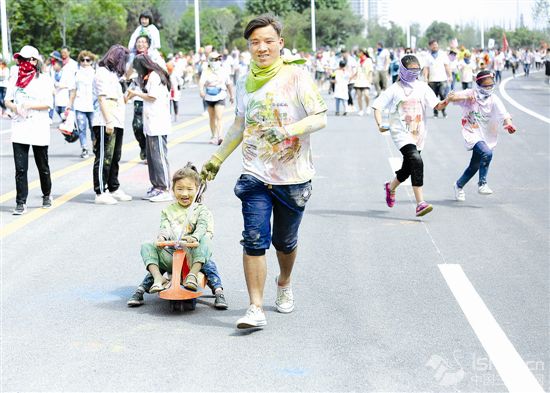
[201, 116, 245, 181]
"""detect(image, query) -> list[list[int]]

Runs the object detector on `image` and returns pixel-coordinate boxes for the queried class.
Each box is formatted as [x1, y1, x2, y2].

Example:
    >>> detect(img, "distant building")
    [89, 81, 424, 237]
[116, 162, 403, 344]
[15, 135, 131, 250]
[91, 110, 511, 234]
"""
[350, 0, 389, 28]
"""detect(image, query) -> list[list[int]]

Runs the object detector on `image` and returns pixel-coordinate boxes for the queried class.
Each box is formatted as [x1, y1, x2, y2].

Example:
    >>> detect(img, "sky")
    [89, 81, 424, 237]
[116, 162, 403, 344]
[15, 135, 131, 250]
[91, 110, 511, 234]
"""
[383, 0, 537, 30]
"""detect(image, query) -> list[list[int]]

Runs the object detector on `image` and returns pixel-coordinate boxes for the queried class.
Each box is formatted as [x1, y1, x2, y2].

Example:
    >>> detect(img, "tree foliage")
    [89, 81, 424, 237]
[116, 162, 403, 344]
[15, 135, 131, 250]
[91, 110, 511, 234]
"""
[424, 21, 455, 45]
[245, 0, 292, 17]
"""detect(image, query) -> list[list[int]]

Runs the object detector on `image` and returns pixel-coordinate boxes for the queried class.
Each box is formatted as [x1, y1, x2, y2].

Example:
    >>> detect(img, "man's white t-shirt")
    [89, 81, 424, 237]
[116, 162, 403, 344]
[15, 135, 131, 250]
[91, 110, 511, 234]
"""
[424, 51, 450, 82]
[375, 48, 390, 72]
[235, 64, 327, 185]
[143, 71, 171, 136]
[372, 81, 439, 151]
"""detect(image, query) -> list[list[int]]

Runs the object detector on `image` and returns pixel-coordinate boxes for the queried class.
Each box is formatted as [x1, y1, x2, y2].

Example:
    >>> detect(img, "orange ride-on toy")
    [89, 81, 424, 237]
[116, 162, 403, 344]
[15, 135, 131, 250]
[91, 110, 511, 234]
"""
[156, 240, 208, 312]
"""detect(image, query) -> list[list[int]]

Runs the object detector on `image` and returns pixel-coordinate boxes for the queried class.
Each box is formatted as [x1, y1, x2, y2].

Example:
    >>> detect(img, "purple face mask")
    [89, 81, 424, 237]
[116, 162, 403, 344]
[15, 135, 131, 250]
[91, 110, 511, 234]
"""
[399, 61, 421, 89]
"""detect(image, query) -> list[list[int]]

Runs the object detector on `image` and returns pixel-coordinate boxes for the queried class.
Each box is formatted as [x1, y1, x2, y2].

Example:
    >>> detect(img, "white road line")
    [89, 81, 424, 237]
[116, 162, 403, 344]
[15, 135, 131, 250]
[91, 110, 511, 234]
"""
[388, 157, 411, 185]
[439, 264, 545, 393]
[499, 73, 550, 124]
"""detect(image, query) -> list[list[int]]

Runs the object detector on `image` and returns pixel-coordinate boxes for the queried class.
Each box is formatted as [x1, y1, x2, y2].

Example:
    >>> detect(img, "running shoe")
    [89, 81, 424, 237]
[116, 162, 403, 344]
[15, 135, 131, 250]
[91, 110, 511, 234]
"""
[236, 305, 267, 329]
[384, 182, 396, 208]
[454, 183, 466, 202]
[142, 187, 160, 200]
[80, 148, 89, 159]
[12, 203, 27, 215]
[478, 184, 493, 195]
[127, 287, 145, 307]
[42, 196, 53, 209]
[214, 292, 229, 310]
[416, 201, 433, 217]
[110, 189, 133, 201]
[95, 193, 118, 205]
[149, 191, 173, 203]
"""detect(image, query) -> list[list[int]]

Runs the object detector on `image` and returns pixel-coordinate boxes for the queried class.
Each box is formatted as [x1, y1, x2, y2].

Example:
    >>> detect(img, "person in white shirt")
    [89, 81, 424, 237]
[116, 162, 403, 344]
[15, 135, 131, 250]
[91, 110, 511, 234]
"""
[128, 11, 161, 53]
[127, 54, 173, 202]
[199, 51, 234, 145]
[374, 42, 390, 97]
[5, 45, 54, 215]
[0, 58, 9, 116]
[422, 39, 451, 118]
[92, 45, 133, 205]
[493, 49, 505, 83]
[67, 51, 96, 159]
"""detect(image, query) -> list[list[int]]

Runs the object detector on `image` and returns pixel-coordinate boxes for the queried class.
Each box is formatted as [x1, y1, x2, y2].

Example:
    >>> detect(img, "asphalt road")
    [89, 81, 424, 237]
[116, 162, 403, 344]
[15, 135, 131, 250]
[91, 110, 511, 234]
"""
[1, 70, 548, 392]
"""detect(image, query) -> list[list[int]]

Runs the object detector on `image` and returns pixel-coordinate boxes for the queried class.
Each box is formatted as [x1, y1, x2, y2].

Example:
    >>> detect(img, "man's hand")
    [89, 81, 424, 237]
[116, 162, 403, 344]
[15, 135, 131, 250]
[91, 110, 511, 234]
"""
[200, 156, 222, 181]
[262, 126, 290, 145]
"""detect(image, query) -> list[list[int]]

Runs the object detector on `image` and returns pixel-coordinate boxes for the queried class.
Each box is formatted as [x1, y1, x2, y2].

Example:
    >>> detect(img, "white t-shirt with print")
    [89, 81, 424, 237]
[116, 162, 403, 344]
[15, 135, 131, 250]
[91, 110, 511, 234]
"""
[72, 66, 95, 112]
[6, 75, 54, 146]
[92, 66, 125, 128]
[452, 89, 511, 150]
[372, 81, 439, 151]
[235, 64, 328, 185]
[424, 51, 450, 82]
[143, 71, 171, 136]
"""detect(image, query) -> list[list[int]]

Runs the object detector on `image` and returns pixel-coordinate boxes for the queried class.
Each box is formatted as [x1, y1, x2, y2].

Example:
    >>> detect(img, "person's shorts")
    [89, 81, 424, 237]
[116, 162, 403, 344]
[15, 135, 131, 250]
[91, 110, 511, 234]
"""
[354, 86, 370, 92]
[205, 99, 225, 107]
[315, 71, 325, 81]
[234, 174, 312, 256]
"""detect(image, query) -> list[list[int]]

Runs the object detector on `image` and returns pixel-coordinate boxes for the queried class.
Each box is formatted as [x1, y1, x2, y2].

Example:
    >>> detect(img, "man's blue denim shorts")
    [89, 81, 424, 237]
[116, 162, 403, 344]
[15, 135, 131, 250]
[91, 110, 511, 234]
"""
[234, 174, 313, 256]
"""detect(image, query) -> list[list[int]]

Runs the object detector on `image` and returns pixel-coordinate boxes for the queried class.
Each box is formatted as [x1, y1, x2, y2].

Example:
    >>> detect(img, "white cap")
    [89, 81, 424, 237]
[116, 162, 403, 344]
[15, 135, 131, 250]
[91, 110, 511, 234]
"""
[14, 45, 40, 60]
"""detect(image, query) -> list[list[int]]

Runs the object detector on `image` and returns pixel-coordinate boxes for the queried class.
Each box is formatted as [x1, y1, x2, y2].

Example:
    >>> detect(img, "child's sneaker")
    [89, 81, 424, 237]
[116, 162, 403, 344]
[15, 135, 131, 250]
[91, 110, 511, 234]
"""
[478, 184, 493, 195]
[416, 201, 433, 217]
[127, 287, 145, 307]
[454, 183, 465, 202]
[384, 182, 396, 208]
[214, 292, 228, 310]
[236, 304, 266, 329]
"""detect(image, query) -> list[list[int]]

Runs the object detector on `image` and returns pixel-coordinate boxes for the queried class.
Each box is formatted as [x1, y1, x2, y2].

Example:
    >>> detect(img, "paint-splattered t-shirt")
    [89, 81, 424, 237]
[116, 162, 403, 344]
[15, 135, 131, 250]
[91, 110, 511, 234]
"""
[158, 203, 213, 242]
[452, 89, 511, 150]
[235, 64, 327, 185]
[372, 81, 439, 151]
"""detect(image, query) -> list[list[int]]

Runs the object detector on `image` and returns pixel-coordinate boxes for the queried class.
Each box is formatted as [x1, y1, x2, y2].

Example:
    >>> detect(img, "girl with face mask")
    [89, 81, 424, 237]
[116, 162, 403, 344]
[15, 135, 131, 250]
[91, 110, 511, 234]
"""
[447, 70, 517, 201]
[372, 55, 450, 217]
[199, 51, 234, 145]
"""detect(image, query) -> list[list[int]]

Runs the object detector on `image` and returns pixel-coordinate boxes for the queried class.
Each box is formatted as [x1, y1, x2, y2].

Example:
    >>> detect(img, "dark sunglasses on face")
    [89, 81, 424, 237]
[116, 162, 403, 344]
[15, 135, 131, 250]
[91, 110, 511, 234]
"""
[82, 58, 92, 63]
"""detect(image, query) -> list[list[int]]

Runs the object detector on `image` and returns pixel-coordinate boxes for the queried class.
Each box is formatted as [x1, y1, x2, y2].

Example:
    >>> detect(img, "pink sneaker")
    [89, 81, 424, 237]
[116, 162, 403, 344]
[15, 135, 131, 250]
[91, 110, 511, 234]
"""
[384, 182, 396, 208]
[416, 201, 433, 217]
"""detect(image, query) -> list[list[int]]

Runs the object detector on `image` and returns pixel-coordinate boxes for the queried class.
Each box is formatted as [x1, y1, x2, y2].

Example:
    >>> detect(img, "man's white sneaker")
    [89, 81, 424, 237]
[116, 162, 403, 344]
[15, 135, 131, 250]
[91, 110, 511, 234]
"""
[275, 276, 295, 313]
[358, 110, 364, 116]
[149, 191, 173, 202]
[110, 189, 133, 201]
[454, 183, 466, 201]
[478, 184, 493, 195]
[236, 305, 267, 329]
[95, 193, 118, 205]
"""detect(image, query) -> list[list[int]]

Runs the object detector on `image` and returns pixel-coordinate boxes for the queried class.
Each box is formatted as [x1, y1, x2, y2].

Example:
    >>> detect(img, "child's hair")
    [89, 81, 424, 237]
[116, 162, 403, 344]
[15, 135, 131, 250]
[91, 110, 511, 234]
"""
[401, 54, 420, 68]
[475, 70, 494, 85]
[339, 59, 347, 68]
[171, 162, 206, 202]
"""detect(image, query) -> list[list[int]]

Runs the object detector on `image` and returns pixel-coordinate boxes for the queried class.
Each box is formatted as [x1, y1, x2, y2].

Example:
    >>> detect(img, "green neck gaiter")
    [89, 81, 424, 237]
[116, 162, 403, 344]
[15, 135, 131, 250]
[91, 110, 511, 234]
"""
[245, 56, 306, 93]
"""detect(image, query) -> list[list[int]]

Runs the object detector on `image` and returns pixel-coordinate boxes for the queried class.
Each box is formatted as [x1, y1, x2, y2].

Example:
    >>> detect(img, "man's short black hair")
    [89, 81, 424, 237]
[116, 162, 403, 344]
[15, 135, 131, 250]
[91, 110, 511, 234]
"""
[244, 14, 282, 40]
[428, 39, 438, 46]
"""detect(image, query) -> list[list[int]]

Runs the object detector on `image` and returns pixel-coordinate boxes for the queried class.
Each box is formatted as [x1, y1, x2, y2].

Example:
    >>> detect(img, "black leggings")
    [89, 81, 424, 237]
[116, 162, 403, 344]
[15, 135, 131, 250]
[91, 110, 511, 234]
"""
[132, 101, 146, 154]
[13, 143, 51, 204]
[395, 144, 424, 187]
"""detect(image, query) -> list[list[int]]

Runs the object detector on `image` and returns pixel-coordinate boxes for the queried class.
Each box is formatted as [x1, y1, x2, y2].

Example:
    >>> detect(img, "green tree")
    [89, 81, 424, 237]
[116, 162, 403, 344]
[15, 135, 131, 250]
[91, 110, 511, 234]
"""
[385, 21, 406, 48]
[532, 0, 550, 31]
[455, 24, 480, 49]
[292, 0, 349, 12]
[245, 0, 292, 17]
[424, 21, 455, 46]
[204, 8, 237, 50]
[282, 11, 309, 50]
[313, 8, 364, 48]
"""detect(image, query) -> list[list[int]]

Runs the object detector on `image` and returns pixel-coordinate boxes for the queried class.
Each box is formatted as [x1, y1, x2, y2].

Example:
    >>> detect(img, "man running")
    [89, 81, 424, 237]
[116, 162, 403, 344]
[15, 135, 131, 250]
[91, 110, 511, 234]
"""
[201, 14, 327, 329]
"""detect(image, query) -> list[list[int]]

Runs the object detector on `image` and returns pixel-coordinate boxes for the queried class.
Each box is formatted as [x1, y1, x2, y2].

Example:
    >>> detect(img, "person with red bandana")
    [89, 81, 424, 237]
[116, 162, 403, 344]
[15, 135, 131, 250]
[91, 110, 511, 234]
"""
[5, 45, 54, 215]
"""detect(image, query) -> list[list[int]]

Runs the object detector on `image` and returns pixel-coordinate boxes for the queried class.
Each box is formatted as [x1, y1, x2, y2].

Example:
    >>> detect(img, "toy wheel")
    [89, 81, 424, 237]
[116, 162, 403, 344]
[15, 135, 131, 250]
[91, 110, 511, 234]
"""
[183, 299, 197, 311]
[169, 300, 183, 312]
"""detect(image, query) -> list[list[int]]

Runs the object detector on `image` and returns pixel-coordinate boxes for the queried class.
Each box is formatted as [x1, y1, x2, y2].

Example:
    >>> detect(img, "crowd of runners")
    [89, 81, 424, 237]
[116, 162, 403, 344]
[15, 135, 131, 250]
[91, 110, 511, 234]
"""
[2, 10, 548, 328]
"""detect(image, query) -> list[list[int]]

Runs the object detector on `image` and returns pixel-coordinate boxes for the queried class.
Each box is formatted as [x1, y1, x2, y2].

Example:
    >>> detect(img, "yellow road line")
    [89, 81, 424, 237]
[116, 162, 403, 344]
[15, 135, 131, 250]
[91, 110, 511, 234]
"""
[0, 114, 212, 204]
[0, 115, 234, 239]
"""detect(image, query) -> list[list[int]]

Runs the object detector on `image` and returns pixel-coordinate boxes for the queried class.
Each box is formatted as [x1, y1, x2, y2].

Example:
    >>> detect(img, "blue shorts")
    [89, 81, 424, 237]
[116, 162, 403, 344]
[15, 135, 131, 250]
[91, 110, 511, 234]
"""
[234, 174, 313, 256]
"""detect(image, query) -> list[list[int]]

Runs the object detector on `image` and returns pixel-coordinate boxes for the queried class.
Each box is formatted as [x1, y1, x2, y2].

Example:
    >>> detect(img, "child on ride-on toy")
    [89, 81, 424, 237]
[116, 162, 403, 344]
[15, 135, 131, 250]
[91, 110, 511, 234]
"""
[128, 163, 228, 309]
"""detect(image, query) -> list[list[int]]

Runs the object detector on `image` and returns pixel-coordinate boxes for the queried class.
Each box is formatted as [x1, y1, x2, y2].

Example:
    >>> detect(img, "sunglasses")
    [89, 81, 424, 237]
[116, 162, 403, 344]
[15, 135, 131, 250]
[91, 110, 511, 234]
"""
[81, 58, 92, 63]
